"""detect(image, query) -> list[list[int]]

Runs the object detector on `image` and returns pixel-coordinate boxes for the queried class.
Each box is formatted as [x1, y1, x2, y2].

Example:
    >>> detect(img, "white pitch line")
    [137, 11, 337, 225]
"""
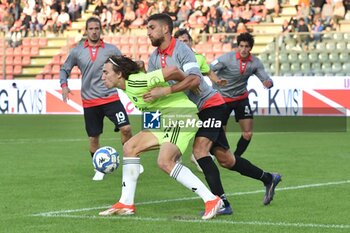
[33, 213, 350, 229]
[0, 138, 117, 144]
[32, 180, 350, 217]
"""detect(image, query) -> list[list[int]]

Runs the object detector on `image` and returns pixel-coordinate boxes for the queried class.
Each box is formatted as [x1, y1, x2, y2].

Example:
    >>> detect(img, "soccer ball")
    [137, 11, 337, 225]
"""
[92, 146, 119, 174]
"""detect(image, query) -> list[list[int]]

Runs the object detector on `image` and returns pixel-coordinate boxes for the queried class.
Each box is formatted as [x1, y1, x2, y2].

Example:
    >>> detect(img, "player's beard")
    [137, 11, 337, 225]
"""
[150, 37, 164, 47]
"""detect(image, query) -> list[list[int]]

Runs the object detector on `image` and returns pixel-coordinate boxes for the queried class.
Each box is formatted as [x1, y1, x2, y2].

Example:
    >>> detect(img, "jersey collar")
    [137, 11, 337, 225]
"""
[158, 37, 176, 56]
[236, 52, 252, 62]
[84, 39, 105, 48]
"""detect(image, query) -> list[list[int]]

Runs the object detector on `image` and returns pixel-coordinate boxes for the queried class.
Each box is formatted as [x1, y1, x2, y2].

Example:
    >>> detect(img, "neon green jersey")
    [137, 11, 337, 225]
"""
[125, 69, 197, 113]
[195, 53, 210, 74]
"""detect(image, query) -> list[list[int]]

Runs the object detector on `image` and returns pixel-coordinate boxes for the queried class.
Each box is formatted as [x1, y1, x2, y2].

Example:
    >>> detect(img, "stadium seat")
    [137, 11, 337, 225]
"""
[5, 56, 14, 65]
[339, 52, 349, 62]
[311, 62, 322, 73]
[336, 41, 346, 50]
[301, 62, 311, 74]
[268, 53, 275, 63]
[119, 36, 130, 45]
[343, 32, 350, 40]
[280, 62, 290, 73]
[111, 37, 120, 46]
[13, 56, 22, 65]
[278, 52, 288, 63]
[138, 44, 149, 55]
[39, 38, 48, 47]
[318, 52, 328, 62]
[31, 47, 39, 56]
[30, 38, 39, 47]
[5, 47, 14, 56]
[205, 53, 215, 63]
[332, 63, 342, 73]
[222, 43, 232, 52]
[212, 43, 223, 54]
[325, 42, 336, 50]
[13, 65, 22, 75]
[137, 36, 149, 45]
[258, 52, 268, 62]
[51, 65, 61, 75]
[13, 47, 22, 56]
[194, 43, 206, 54]
[103, 36, 112, 43]
[51, 55, 61, 65]
[321, 63, 332, 74]
[60, 55, 67, 64]
[298, 53, 308, 62]
[120, 45, 131, 56]
[329, 52, 339, 62]
[210, 34, 223, 43]
[5, 65, 13, 75]
[270, 63, 276, 73]
[342, 63, 350, 73]
[42, 64, 51, 74]
[22, 38, 31, 47]
[35, 74, 44, 79]
[22, 56, 31, 65]
[203, 42, 214, 55]
[333, 33, 343, 41]
[288, 52, 298, 62]
[290, 62, 300, 72]
[315, 42, 326, 50]
[308, 52, 318, 62]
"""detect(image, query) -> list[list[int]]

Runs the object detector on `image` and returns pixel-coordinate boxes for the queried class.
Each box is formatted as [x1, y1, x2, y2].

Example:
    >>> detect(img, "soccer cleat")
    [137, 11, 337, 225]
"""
[263, 173, 282, 205]
[202, 196, 223, 220]
[99, 202, 135, 216]
[92, 170, 105, 181]
[217, 205, 233, 215]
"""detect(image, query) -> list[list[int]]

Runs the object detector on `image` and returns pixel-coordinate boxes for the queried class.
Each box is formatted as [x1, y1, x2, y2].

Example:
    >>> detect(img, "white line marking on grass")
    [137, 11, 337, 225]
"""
[0, 138, 117, 144]
[33, 180, 350, 216]
[34, 214, 350, 229]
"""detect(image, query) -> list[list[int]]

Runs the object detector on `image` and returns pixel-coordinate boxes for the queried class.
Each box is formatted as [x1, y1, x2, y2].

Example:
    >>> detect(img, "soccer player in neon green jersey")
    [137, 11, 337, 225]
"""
[99, 55, 222, 220]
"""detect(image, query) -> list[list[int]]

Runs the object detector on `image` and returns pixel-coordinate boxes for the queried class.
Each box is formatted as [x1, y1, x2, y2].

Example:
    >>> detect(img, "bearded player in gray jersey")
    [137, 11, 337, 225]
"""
[145, 13, 281, 213]
[60, 17, 132, 181]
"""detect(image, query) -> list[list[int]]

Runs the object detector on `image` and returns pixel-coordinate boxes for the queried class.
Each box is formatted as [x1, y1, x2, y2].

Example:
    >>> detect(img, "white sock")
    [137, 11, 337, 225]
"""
[119, 157, 140, 205]
[170, 163, 216, 202]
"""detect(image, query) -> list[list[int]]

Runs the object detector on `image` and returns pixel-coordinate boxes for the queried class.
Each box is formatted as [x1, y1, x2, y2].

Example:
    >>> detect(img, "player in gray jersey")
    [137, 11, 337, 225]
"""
[210, 32, 273, 158]
[144, 14, 281, 214]
[59, 17, 132, 181]
[175, 29, 282, 206]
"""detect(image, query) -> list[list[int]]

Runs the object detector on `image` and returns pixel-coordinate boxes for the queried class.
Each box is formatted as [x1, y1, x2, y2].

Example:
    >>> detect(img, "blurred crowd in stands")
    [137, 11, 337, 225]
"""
[1, 0, 350, 48]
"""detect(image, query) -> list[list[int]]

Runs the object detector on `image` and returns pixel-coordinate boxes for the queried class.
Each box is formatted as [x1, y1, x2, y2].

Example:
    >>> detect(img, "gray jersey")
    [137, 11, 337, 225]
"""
[60, 40, 121, 105]
[148, 38, 216, 110]
[210, 51, 272, 98]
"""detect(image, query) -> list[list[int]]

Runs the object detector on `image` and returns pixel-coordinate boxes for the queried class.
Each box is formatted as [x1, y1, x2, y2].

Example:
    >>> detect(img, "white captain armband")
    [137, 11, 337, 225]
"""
[183, 62, 200, 72]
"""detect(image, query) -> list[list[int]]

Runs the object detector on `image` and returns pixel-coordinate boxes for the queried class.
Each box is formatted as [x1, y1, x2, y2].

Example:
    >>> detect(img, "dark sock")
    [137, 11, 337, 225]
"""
[234, 136, 251, 157]
[260, 172, 273, 186]
[90, 151, 94, 158]
[197, 156, 228, 205]
[231, 156, 272, 185]
[220, 194, 230, 207]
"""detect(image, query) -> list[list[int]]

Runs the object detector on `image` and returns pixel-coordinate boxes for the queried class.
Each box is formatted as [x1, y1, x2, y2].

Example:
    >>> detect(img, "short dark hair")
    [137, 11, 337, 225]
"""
[86, 16, 102, 30]
[147, 13, 174, 35]
[105, 55, 140, 80]
[174, 28, 193, 41]
[237, 32, 255, 48]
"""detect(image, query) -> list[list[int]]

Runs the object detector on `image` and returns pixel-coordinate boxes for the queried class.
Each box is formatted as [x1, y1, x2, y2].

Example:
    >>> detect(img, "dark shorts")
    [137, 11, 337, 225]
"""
[195, 104, 230, 150]
[83, 100, 130, 137]
[223, 98, 253, 125]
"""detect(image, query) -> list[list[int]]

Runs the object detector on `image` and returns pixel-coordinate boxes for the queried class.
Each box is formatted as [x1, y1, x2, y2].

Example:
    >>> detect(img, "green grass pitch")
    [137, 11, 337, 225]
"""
[0, 115, 349, 233]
